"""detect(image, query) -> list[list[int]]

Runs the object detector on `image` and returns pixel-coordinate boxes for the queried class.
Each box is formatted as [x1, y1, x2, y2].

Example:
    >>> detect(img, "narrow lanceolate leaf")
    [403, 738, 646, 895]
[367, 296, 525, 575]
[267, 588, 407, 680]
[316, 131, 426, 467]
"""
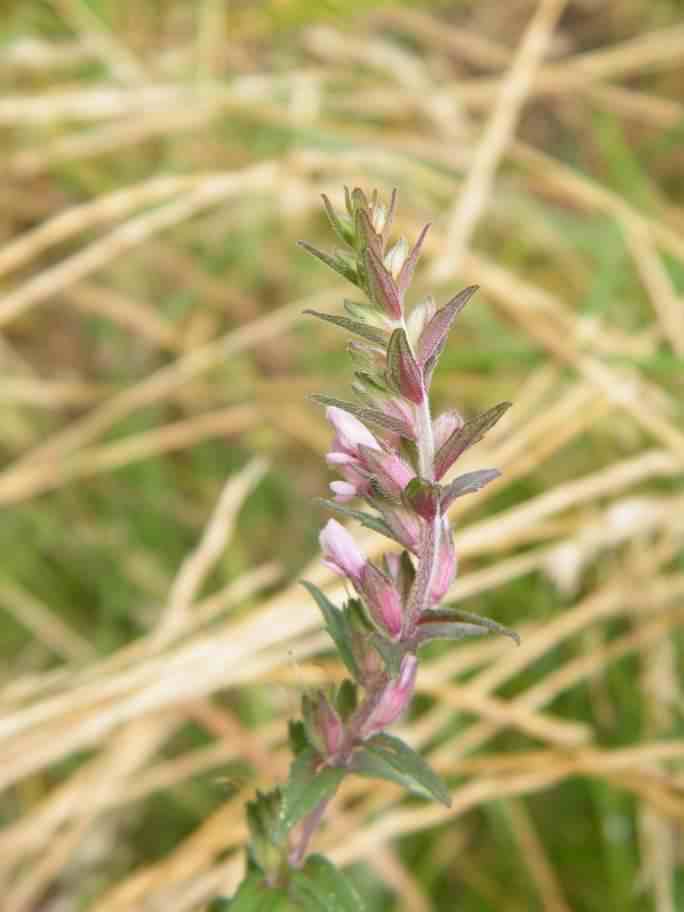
[434, 401, 512, 481]
[352, 732, 451, 807]
[290, 855, 366, 912]
[316, 499, 396, 542]
[355, 209, 383, 259]
[397, 223, 430, 297]
[298, 241, 359, 288]
[278, 749, 346, 840]
[440, 468, 501, 511]
[417, 285, 479, 379]
[303, 309, 389, 346]
[381, 188, 398, 249]
[301, 581, 358, 679]
[321, 194, 354, 246]
[414, 607, 520, 646]
[386, 328, 424, 404]
[365, 246, 402, 319]
[310, 395, 415, 439]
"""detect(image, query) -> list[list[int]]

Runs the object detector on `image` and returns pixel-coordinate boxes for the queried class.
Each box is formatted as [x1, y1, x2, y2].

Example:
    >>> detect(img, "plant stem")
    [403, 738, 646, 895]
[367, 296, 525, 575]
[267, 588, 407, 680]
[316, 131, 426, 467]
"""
[289, 795, 333, 868]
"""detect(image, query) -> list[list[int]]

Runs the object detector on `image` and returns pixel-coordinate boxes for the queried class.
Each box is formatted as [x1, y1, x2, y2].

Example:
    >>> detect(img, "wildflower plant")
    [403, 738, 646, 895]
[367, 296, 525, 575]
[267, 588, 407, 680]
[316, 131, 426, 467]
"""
[213, 189, 518, 911]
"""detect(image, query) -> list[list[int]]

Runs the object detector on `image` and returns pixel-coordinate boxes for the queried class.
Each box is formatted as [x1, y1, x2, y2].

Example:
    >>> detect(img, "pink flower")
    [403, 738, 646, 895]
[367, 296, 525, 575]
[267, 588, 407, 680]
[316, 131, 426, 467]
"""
[429, 521, 457, 604]
[319, 519, 366, 583]
[325, 405, 415, 503]
[358, 445, 415, 500]
[359, 654, 418, 739]
[360, 563, 403, 640]
[329, 480, 358, 503]
[326, 407, 380, 456]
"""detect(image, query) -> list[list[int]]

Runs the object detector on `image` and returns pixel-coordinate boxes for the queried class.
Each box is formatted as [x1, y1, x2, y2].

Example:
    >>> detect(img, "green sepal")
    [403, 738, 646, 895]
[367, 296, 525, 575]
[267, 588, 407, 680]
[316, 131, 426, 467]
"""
[351, 732, 451, 807]
[289, 854, 366, 912]
[300, 581, 359, 680]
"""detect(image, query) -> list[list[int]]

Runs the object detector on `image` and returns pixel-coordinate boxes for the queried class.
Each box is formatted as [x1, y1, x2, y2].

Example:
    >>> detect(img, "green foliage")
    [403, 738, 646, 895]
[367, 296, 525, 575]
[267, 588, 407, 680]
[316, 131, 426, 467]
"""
[351, 733, 451, 807]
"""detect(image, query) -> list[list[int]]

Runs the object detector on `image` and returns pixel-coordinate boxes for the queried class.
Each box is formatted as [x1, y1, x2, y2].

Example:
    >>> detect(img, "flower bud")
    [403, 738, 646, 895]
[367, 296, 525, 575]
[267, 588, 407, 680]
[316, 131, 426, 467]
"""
[371, 202, 387, 235]
[247, 789, 287, 879]
[402, 477, 441, 521]
[319, 519, 365, 584]
[357, 445, 415, 500]
[303, 692, 344, 758]
[326, 406, 381, 456]
[360, 562, 403, 640]
[359, 654, 418, 739]
[406, 295, 437, 347]
[384, 238, 409, 279]
[429, 521, 457, 604]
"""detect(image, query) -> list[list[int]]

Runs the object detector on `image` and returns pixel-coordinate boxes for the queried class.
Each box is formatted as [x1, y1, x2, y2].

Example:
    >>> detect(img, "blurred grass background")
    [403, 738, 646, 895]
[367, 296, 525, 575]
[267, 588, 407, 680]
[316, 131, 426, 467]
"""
[1, 1, 683, 910]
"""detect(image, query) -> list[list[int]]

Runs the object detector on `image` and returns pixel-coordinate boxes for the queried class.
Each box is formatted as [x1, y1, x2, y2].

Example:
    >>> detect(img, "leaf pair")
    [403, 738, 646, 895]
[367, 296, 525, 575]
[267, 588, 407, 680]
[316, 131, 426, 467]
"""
[216, 854, 363, 911]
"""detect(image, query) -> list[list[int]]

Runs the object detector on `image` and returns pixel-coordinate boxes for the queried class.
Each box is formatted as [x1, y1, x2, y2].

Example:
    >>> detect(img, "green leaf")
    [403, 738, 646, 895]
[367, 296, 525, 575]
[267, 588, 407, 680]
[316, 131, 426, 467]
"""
[301, 581, 358, 679]
[440, 468, 501, 511]
[298, 241, 359, 287]
[415, 608, 520, 647]
[290, 854, 366, 912]
[315, 499, 395, 541]
[277, 749, 345, 841]
[434, 401, 512, 481]
[289, 720, 310, 756]
[418, 285, 478, 381]
[310, 395, 414, 438]
[352, 733, 451, 807]
[215, 874, 292, 911]
[321, 194, 354, 246]
[304, 309, 389, 347]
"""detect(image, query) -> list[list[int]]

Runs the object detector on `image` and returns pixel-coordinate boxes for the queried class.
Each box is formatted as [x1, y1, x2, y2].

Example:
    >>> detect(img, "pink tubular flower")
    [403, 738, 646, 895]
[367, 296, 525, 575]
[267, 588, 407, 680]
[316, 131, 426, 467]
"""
[325, 405, 415, 503]
[360, 563, 403, 640]
[359, 654, 418, 739]
[319, 519, 366, 584]
[325, 407, 381, 502]
[326, 407, 380, 456]
[429, 521, 457, 605]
